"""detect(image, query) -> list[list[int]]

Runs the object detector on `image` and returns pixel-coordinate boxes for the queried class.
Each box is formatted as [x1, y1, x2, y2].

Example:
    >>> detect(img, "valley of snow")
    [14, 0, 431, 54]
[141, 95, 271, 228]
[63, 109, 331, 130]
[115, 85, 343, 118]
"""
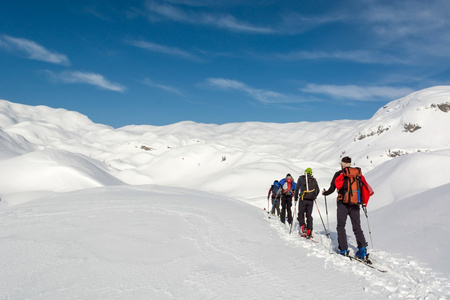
[0, 86, 449, 299]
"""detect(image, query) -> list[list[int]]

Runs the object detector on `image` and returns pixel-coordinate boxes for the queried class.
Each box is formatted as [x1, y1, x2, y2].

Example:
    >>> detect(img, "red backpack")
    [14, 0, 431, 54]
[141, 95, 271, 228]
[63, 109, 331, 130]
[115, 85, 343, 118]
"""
[283, 177, 293, 196]
[335, 167, 374, 206]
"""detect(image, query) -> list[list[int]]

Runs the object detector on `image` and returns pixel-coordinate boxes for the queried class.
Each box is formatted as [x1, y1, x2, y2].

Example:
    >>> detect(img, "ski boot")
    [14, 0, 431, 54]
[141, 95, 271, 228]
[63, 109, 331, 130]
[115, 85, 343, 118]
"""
[355, 246, 367, 260]
[305, 229, 312, 239]
[300, 224, 308, 237]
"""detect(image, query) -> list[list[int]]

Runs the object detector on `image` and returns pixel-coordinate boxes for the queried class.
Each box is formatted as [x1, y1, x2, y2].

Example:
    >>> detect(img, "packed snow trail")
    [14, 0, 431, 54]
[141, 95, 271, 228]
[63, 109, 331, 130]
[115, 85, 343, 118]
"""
[0, 185, 448, 299]
[266, 215, 450, 299]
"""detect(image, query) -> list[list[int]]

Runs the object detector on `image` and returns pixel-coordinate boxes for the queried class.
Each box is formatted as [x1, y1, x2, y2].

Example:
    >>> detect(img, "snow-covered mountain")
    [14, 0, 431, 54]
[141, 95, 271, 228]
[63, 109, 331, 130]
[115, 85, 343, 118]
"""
[0, 86, 449, 299]
[1, 86, 449, 200]
[353, 86, 450, 161]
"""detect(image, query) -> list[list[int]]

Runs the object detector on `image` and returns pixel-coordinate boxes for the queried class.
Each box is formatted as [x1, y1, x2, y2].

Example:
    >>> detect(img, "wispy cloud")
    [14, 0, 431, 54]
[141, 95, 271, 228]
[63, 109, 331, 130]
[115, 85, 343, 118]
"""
[278, 11, 348, 35]
[160, 0, 235, 6]
[272, 50, 409, 65]
[46, 70, 125, 92]
[333, 0, 450, 60]
[143, 78, 183, 95]
[362, 0, 450, 38]
[301, 84, 414, 101]
[128, 40, 202, 61]
[0, 35, 70, 66]
[358, 0, 450, 58]
[143, 0, 273, 34]
[82, 6, 113, 21]
[274, 0, 450, 62]
[206, 78, 301, 104]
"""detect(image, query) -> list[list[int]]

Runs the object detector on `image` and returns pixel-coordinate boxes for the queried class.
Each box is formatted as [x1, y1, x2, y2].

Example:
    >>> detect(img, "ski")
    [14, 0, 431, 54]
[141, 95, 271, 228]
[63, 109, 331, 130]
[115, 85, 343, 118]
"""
[267, 213, 279, 219]
[303, 236, 319, 243]
[298, 231, 319, 243]
[334, 249, 387, 273]
[349, 255, 387, 273]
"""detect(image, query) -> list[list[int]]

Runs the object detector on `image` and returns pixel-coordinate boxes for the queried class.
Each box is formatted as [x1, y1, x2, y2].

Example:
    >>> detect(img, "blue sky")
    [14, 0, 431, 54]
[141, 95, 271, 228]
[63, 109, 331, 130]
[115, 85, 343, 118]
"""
[1, 0, 450, 128]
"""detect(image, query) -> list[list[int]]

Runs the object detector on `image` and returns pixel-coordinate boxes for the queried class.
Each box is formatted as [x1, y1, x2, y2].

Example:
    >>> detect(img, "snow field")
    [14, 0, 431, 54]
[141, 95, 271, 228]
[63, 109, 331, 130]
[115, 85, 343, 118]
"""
[0, 86, 450, 298]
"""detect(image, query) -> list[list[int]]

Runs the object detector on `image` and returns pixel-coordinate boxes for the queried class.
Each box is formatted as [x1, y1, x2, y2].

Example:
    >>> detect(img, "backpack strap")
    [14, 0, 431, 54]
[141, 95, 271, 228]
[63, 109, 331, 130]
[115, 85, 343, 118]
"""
[301, 175, 317, 200]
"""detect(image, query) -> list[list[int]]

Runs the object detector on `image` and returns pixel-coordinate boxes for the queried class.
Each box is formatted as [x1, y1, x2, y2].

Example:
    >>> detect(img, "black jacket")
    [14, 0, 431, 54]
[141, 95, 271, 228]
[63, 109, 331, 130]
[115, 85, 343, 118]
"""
[294, 174, 319, 201]
[323, 170, 342, 196]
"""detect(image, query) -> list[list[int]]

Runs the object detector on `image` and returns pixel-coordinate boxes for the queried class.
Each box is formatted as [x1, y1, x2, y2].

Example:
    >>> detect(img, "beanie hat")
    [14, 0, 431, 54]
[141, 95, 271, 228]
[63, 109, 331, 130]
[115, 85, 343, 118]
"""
[305, 168, 313, 175]
[341, 156, 352, 169]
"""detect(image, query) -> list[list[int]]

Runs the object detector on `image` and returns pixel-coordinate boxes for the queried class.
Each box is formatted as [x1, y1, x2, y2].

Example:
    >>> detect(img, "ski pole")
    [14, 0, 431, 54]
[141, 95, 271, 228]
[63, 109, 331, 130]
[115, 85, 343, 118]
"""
[289, 200, 297, 234]
[362, 206, 374, 248]
[324, 194, 332, 252]
[268, 196, 277, 215]
[314, 199, 327, 237]
[324, 195, 330, 235]
[306, 172, 309, 191]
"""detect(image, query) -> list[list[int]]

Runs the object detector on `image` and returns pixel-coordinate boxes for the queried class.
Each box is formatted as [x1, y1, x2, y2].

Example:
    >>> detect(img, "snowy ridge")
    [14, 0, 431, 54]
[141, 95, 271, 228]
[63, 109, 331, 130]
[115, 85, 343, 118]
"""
[353, 86, 450, 162]
[0, 86, 449, 298]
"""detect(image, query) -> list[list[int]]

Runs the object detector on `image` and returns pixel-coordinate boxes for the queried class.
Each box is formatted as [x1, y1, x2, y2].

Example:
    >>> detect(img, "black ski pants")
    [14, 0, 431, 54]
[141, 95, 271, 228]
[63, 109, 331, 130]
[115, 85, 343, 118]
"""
[270, 196, 281, 216]
[336, 201, 367, 250]
[280, 194, 293, 225]
[298, 200, 314, 231]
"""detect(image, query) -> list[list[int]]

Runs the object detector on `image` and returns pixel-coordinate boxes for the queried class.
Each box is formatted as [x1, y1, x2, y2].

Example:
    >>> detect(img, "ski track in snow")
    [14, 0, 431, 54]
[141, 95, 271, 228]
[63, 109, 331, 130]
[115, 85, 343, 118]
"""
[265, 213, 450, 299]
[1, 185, 449, 299]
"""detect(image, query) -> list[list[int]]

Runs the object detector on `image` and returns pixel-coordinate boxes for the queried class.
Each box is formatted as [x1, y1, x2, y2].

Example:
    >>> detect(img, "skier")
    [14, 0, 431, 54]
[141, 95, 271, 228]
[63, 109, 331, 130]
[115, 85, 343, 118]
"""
[267, 180, 281, 216]
[322, 156, 371, 259]
[294, 168, 319, 238]
[279, 174, 296, 225]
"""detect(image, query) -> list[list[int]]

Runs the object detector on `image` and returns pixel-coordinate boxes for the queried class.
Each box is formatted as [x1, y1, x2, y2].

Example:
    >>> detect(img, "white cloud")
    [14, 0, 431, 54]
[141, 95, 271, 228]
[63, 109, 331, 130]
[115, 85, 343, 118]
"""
[0, 35, 70, 66]
[273, 50, 409, 64]
[143, 1, 273, 34]
[203, 14, 273, 34]
[301, 84, 414, 101]
[362, 0, 450, 38]
[341, 0, 450, 59]
[82, 6, 113, 21]
[143, 78, 183, 95]
[206, 78, 299, 104]
[47, 71, 125, 92]
[278, 11, 348, 35]
[128, 40, 202, 61]
[277, 0, 450, 61]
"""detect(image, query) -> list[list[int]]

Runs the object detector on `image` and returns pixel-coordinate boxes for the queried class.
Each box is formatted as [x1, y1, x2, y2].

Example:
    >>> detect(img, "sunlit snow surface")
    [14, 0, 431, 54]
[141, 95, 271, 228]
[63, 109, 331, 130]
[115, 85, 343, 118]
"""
[0, 86, 449, 298]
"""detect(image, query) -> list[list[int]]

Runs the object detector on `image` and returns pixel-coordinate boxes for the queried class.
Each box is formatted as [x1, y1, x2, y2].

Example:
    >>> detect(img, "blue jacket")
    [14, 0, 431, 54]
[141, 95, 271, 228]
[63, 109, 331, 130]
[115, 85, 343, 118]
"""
[279, 176, 296, 196]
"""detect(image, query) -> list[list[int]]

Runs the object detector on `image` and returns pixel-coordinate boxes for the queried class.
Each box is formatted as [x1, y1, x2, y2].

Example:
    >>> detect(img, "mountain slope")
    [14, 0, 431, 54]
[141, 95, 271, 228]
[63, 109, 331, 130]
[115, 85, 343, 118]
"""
[0, 86, 449, 294]
[1, 185, 448, 299]
[1, 86, 449, 201]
